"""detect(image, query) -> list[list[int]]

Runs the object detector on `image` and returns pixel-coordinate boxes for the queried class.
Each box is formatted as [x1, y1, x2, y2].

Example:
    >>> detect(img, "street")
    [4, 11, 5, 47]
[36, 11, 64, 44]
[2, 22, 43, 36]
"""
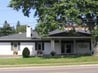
[0, 65, 98, 73]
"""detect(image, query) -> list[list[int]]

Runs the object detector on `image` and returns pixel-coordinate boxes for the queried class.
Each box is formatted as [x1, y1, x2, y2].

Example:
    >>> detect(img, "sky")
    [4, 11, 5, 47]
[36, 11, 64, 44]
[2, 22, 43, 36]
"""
[0, 0, 38, 29]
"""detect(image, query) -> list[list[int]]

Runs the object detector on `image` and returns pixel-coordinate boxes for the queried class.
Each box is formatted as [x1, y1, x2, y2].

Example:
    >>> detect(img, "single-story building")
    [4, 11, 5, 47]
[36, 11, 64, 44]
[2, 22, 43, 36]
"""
[0, 26, 96, 56]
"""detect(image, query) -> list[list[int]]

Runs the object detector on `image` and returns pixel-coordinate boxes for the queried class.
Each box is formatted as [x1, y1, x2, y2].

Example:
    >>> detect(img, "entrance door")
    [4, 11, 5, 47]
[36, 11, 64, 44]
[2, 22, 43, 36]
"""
[61, 43, 72, 54]
[13, 42, 18, 55]
[65, 43, 72, 54]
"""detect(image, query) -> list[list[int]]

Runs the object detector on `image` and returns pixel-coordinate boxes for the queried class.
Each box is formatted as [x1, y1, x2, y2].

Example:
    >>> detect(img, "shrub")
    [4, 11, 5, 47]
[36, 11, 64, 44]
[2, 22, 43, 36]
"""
[37, 50, 43, 54]
[50, 51, 56, 56]
[37, 50, 43, 56]
[22, 47, 30, 58]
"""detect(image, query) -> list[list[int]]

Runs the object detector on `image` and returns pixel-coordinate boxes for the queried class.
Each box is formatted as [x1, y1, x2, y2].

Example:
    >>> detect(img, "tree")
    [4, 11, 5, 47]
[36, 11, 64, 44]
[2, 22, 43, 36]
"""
[92, 26, 98, 38]
[35, 21, 59, 36]
[78, 12, 98, 31]
[16, 21, 26, 33]
[3, 21, 10, 28]
[16, 21, 20, 28]
[1, 21, 15, 36]
[0, 27, 3, 36]
[9, 0, 98, 36]
[16, 25, 26, 33]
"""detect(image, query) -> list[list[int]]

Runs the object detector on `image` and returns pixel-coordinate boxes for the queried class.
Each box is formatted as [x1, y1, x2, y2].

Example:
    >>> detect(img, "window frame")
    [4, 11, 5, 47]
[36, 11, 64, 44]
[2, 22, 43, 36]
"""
[35, 42, 44, 51]
[11, 42, 20, 51]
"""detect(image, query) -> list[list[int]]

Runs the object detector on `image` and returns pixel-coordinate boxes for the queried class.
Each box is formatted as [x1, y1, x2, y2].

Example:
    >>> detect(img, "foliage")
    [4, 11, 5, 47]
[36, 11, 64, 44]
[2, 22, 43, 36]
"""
[35, 22, 59, 36]
[9, 0, 98, 36]
[92, 26, 98, 38]
[78, 13, 98, 31]
[16, 25, 26, 33]
[17, 21, 20, 27]
[50, 51, 56, 56]
[0, 21, 15, 36]
[16, 21, 26, 33]
[0, 20, 26, 36]
[22, 47, 30, 58]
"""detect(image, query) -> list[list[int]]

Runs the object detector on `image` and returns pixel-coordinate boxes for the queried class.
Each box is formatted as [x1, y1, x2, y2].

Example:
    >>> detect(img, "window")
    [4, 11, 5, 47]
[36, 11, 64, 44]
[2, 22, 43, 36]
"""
[66, 44, 72, 53]
[11, 42, 20, 51]
[35, 42, 44, 50]
[14, 43, 17, 48]
[37, 43, 41, 50]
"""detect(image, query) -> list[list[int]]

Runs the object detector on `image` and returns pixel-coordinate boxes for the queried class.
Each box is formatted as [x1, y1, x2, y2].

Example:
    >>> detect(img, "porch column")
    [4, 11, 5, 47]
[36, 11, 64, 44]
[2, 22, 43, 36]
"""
[51, 39, 55, 51]
[91, 38, 94, 54]
[73, 39, 76, 55]
[59, 40, 61, 54]
[93, 38, 98, 55]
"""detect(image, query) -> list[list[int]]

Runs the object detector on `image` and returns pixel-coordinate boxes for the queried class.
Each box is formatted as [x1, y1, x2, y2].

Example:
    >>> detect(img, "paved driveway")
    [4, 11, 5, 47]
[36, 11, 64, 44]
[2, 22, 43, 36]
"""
[0, 65, 98, 73]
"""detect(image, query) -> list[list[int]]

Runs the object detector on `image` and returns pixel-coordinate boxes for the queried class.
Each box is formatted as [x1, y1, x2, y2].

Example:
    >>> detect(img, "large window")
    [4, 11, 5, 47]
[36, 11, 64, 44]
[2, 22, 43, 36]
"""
[35, 42, 44, 51]
[11, 42, 20, 51]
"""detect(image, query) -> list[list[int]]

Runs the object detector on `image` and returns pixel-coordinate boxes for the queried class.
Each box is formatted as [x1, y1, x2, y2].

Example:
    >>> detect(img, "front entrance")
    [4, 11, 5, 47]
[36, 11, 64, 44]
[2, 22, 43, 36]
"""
[66, 44, 72, 54]
[35, 42, 44, 56]
[13, 42, 19, 55]
[61, 43, 73, 54]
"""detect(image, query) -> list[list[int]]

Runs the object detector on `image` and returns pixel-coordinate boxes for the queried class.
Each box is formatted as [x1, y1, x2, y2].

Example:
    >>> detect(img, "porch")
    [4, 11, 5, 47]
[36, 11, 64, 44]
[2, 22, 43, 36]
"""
[46, 38, 93, 56]
[35, 28, 94, 56]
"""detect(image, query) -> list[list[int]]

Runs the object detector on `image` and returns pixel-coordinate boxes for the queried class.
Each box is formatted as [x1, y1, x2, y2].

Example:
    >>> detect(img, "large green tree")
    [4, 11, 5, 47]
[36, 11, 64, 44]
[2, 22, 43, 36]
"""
[0, 21, 15, 36]
[16, 21, 26, 33]
[16, 25, 26, 33]
[9, 0, 98, 36]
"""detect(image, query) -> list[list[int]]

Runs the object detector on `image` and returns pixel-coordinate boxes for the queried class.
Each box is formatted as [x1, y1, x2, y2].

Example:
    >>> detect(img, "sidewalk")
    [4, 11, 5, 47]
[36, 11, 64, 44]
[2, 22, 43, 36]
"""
[0, 55, 22, 59]
[0, 63, 98, 68]
[0, 64, 98, 69]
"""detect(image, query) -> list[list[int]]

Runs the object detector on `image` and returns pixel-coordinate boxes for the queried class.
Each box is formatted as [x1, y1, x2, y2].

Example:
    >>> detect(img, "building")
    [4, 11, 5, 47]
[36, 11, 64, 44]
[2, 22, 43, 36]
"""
[0, 25, 96, 56]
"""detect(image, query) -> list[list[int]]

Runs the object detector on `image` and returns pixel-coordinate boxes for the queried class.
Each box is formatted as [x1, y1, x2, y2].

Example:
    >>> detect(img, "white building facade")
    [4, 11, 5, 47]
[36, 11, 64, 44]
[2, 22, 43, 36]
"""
[0, 26, 95, 56]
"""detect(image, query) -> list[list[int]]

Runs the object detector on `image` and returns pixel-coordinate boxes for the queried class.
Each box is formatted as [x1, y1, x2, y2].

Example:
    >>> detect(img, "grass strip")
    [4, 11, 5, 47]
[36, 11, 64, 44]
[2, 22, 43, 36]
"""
[0, 56, 98, 67]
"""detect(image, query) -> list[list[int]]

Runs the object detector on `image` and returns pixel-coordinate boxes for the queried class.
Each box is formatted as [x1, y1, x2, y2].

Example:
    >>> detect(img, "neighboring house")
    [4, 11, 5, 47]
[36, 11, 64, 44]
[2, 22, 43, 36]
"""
[0, 26, 96, 56]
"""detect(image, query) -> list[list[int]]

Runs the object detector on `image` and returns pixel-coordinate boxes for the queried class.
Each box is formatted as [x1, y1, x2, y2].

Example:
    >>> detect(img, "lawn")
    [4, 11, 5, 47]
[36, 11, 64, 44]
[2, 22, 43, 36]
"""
[0, 56, 98, 67]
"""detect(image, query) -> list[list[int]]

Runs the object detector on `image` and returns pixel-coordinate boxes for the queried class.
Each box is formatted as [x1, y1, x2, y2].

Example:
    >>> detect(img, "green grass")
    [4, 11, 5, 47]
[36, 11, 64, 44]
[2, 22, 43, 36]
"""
[0, 56, 98, 67]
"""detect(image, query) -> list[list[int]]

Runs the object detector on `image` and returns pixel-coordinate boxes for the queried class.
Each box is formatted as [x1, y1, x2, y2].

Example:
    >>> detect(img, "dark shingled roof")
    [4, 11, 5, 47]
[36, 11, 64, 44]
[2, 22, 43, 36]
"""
[0, 33, 27, 40]
[0, 29, 91, 41]
[49, 29, 69, 36]
[31, 30, 40, 38]
[49, 29, 91, 36]
[0, 31, 41, 41]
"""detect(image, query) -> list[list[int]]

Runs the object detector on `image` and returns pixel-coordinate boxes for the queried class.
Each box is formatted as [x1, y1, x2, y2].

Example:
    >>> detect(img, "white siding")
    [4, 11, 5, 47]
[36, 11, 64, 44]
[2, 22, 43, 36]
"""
[94, 42, 98, 55]
[0, 42, 13, 55]
[55, 43, 61, 54]
[0, 41, 91, 56]
[44, 43, 51, 55]
[76, 42, 90, 54]
[44, 42, 61, 55]
[19, 42, 35, 56]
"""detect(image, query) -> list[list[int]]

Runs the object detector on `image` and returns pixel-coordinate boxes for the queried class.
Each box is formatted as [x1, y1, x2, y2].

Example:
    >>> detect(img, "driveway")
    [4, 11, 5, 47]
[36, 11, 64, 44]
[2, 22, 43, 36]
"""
[0, 65, 98, 73]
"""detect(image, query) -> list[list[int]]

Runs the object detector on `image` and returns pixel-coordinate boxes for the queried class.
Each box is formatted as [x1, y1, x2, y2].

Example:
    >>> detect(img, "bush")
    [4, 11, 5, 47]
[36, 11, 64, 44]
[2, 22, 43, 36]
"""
[22, 47, 30, 58]
[50, 51, 56, 56]
[37, 50, 43, 56]
[37, 50, 43, 54]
